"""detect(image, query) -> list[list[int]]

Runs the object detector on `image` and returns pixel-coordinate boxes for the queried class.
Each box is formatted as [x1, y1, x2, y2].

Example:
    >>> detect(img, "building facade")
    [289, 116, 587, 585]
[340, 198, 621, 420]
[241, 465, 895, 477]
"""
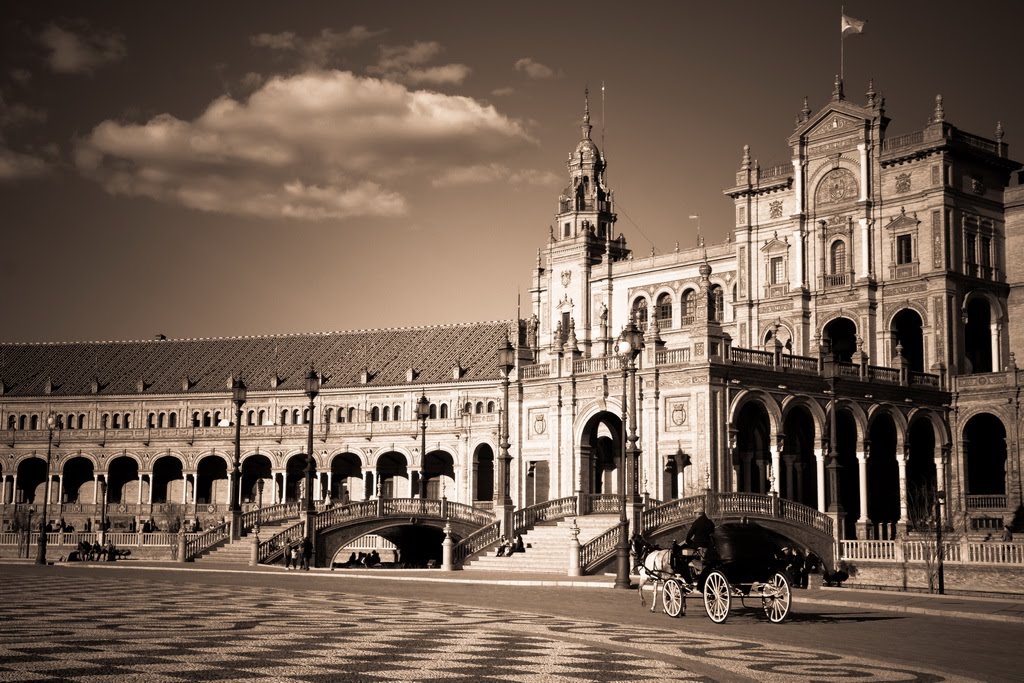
[2, 80, 1023, 552]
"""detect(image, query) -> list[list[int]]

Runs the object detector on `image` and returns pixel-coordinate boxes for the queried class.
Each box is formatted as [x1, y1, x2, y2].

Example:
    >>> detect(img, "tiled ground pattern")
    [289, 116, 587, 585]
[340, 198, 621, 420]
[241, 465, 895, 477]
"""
[0, 574, 972, 682]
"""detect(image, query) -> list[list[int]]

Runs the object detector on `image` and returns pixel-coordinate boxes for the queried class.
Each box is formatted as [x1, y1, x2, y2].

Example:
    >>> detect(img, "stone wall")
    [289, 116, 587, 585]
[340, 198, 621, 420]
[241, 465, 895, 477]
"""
[843, 559, 1024, 595]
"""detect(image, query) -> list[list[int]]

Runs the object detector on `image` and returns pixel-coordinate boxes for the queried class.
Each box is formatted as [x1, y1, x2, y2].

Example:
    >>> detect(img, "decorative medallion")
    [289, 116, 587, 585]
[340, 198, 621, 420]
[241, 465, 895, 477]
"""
[560, 270, 572, 287]
[971, 176, 985, 195]
[815, 168, 857, 206]
[895, 173, 912, 193]
[769, 200, 783, 219]
[533, 413, 546, 435]
[671, 403, 687, 427]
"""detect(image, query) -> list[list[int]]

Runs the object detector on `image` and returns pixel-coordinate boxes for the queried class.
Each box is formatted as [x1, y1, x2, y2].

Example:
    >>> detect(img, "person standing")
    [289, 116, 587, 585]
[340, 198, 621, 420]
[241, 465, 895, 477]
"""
[301, 537, 313, 570]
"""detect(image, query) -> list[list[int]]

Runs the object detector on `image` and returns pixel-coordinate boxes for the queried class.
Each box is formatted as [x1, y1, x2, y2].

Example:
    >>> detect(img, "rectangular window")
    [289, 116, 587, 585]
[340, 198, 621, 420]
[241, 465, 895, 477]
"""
[896, 235, 913, 265]
[965, 233, 977, 266]
[561, 311, 570, 342]
[980, 235, 991, 267]
[564, 222, 571, 238]
[770, 256, 784, 284]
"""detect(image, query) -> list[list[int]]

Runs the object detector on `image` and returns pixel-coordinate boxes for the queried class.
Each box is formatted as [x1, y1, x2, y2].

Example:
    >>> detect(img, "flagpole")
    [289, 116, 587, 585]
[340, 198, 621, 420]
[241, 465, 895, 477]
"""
[840, 6, 844, 81]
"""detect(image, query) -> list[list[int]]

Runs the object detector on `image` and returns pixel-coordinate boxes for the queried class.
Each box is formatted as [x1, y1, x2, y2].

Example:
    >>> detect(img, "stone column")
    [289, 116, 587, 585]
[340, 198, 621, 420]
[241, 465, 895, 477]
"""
[11, 474, 17, 505]
[858, 143, 869, 201]
[136, 476, 143, 505]
[769, 439, 781, 496]
[192, 474, 198, 505]
[792, 158, 803, 211]
[792, 227, 804, 288]
[326, 471, 333, 500]
[815, 446, 826, 514]
[783, 454, 796, 499]
[859, 218, 870, 277]
[57, 474, 64, 506]
[896, 447, 909, 537]
[182, 475, 189, 505]
[856, 447, 870, 539]
[93, 474, 99, 504]
[991, 321, 1001, 371]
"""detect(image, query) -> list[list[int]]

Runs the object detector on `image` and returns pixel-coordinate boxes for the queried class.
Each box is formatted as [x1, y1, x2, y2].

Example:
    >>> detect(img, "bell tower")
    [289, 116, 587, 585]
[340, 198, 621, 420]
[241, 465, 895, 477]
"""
[532, 88, 629, 360]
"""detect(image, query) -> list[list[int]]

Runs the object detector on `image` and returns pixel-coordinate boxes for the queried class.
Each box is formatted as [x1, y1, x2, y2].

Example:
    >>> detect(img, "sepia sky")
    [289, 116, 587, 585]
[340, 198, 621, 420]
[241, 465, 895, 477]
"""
[2, 1, 1022, 342]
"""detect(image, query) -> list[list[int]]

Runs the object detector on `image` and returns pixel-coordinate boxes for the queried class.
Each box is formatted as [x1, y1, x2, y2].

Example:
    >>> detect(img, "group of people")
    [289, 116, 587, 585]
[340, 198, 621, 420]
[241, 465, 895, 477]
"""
[496, 534, 525, 557]
[339, 550, 381, 568]
[284, 537, 313, 570]
[70, 540, 121, 562]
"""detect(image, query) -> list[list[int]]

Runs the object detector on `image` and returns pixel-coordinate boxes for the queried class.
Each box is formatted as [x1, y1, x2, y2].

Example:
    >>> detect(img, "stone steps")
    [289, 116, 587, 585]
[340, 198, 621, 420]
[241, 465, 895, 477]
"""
[463, 515, 620, 574]
[194, 519, 298, 564]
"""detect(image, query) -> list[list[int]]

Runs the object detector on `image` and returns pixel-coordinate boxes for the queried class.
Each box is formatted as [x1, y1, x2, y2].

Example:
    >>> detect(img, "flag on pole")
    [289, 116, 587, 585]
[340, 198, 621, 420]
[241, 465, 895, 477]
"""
[842, 14, 866, 38]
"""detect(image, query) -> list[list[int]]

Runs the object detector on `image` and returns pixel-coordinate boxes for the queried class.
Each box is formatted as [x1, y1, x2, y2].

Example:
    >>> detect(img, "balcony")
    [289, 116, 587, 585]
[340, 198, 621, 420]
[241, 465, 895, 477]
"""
[823, 273, 850, 288]
[966, 494, 1007, 510]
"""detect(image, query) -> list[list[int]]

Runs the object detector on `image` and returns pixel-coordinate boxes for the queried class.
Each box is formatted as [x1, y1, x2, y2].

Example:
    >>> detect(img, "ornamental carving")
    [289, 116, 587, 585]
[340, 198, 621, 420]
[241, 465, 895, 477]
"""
[560, 270, 572, 287]
[532, 412, 546, 435]
[970, 176, 985, 195]
[769, 200, 783, 219]
[815, 168, 858, 207]
[895, 173, 912, 193]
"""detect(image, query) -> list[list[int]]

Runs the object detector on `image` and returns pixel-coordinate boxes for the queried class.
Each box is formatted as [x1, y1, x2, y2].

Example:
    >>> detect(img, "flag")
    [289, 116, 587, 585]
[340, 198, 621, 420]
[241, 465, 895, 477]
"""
[842, 14, 866, 38]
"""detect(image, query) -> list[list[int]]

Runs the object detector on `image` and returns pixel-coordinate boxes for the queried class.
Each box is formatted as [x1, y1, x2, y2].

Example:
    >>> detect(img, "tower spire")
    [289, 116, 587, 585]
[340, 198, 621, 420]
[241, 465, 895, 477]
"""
[581, 86, 592, 140]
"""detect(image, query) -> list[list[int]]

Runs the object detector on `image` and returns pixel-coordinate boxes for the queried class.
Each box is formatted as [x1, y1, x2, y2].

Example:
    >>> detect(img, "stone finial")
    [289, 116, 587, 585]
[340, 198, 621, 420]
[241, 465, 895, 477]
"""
[833, 74, 844, 101]
[741, 144, 751, 170]
[674, 241, 679, 253]
[866, 78, 876, 108]
[1008, 351, 1017, 371]
[996, 121, 1004, 143]
[801, 96, 811, 122]
[895, 341, 904, 358]
[649, 313, 663, 345]
[698, 260, 712, 281]
[932, 94, 944, 124]
[566, 318, 579, 353]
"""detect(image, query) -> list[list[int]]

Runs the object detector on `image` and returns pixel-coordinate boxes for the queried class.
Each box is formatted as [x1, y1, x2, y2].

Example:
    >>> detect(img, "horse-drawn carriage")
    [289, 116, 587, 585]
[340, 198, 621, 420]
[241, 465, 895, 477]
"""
[636, 521, 803, 624]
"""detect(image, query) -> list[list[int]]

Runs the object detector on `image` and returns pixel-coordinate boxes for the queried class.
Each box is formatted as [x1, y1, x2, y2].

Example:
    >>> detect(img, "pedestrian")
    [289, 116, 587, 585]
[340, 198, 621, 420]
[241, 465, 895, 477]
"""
[1003, 525, 1014, 542]
[284, 545, 295, 570]
[301, 537, 312, 570]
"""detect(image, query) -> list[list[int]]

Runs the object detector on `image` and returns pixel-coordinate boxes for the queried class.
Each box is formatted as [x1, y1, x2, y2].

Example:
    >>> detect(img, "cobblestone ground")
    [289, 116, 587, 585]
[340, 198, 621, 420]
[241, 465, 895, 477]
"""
[1, 570, 976, 683]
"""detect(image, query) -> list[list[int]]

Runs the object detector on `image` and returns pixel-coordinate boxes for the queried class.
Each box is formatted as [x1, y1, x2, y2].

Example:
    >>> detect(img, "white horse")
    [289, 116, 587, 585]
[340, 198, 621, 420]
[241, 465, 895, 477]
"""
[637, 548, 675, 613]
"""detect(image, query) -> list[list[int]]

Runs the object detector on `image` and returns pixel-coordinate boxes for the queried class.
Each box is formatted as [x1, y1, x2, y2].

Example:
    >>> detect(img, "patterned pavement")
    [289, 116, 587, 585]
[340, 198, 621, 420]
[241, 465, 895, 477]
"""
[1, 571, 976, 682]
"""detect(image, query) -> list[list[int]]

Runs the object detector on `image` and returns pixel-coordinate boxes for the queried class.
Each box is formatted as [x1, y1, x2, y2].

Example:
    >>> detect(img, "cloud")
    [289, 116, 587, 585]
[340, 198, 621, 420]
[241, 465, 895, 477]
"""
[491, 87, 516, 97]
[75, 70, 535, 221]
[514, 57, 556, 79]
[432, 163, 559, 188]
[0, 146, 48, 180]
[369, 41, 471, 85]
[0, 96, 46, 129]
[251, 26, 384, 67]
[39, 24, 126, 74]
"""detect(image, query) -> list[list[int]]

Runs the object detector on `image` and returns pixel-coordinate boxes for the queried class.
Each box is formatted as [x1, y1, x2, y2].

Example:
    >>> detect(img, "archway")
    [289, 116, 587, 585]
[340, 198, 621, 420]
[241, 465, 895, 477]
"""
[61, 456, 95, 504]
[906, 418, 937, 530]
[376, 452, 408, 498]
[963, 413, 1007, 497]
[734, 401, 771, 494]
[107, 455, 140, 504]
[867, 414, 900, 538]
[780, 405, 816, 507]
[195, 455, 228, 505]
[823, 317, 857, 362]
[964, 297, 993, 373]
[473, 444, 494, 502]
[579, 411, 623, 495]
[833, 408, 861, 539]
[525, 460, 550, 506]
[151, 455, 185, 504]
[241, 454, 272, 505]
[330, 453, 362, 502]
[891, 309, 925, 372]
[16, 457, 46, 503]
[285, 455, 307, 503]
[423, 451, 455, 499]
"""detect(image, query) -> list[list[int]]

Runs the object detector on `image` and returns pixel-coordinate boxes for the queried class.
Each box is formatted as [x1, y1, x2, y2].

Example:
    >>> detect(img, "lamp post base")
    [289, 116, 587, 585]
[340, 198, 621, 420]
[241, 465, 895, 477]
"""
[613, 521, 631, 589]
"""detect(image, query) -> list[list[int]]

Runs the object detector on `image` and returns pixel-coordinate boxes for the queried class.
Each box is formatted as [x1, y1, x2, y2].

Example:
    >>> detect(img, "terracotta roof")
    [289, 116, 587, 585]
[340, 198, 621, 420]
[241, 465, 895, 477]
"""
[0, 321, 513, 397]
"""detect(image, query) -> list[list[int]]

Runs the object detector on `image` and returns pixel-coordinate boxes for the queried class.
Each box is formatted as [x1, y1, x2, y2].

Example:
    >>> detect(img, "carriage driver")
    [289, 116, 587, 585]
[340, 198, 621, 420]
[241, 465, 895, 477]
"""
[684, 504, 716, 552]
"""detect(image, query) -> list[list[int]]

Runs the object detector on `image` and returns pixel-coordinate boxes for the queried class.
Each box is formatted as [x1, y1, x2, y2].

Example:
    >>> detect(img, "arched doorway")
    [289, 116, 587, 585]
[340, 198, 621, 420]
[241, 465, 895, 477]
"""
[579, 411, 623, 495]
[823, 317, 857, 362]
[61, 456, 95, 504]
[423, 451, 455, 499]
[151, 455, 185, 504]
[107, 455, 140, 504]
[195, 455, 228, 505]
[240, 454, 272, 505]
[891, 309, 925, 372]
[906, 418, 937, 530]
[376, 452, 408, 498]
[16, 457, 47, 503]
[780, 405, 816, 507]
[330, 453, 362, 502]
[285, 455, 307, 503]
[734, 401, 771, 494]
[963, 413, 1007, 498]
[833, 407, 861, 539]
[964, 296, 993, 373]
[473, 444, 494, 502]
[867, 414, 900, 538]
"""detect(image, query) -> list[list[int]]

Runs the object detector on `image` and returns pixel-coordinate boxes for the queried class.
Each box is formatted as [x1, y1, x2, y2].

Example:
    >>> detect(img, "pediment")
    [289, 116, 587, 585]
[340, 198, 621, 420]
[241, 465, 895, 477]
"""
[805, 112, 863, 141]
[788, 100, 871, 145]
[884, 208, 920, 231]
[760, 236, 789, 253]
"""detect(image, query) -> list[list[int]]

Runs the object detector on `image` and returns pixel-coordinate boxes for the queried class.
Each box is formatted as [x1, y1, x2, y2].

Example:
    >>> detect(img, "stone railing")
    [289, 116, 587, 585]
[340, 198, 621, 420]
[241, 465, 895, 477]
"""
[511, 496, 578, 535]
[780, 354, 819, 373]
[882, 130, 925, 152]
[642, 495, 704, 534]
[519, 363, 551, 379]
[642, 492, 834, 539]
[867, 365, 901, 383]
[966, 495, 1008, 510]
[841, 539, 1024, 565]
[572, 356, 621, 375]
[454, 521, 501, 565]
[582, 493, 624, 515]
[731, 348, 773, 367]
[580, 524, 623, 573]
[315, 498, 494, 531]
[184, 521, 229, 560]
[655, 348, 692, 365]
[258, 521, 305, 563]
[758, 163, 792, 180]
[241, 502, 302, 530]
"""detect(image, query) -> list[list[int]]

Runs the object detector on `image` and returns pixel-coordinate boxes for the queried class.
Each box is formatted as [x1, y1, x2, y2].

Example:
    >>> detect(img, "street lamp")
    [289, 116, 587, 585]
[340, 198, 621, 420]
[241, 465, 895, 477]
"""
[255, 478, 265, 536]
[613, 319, 644, 589]
[823, 342, 845, 531]
[303, 367, 319, 546]
[416, 394, 430, 498]
[35, 414, 55, 565]
[934, 490, 945, 594]
[229, 377, 247, 539]
[496, 337, 516, 535]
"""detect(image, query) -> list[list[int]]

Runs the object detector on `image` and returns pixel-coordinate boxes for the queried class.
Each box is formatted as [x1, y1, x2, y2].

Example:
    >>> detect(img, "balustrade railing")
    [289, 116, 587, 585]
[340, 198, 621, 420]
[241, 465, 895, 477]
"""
[580, 525, 621, 573]
[573, 356, 620, 375]
[967, 542, 1024, 564]
[778, 499, 834, 536]
[512, 496, 578, 535]
[655, 348, 691, 365]
[241, 502, 302, 530]
[966, 495, 1007, 509]
[867, 365, 901, 383]
[780, 354, 819, 373]
[184, 521, 229, 560]
[583, 493, 624, 515]
[713, 492, 774, 517]
[642, 496, 704, 533]
[730, 348, 773, 367]
[258, 522, 305, 563]
[910, 371, 941, 388]
[454, 521, 500, 565]
[882, 130, 924, 151]
[840, 539, 896, 561]
[520, 363, 551, 379]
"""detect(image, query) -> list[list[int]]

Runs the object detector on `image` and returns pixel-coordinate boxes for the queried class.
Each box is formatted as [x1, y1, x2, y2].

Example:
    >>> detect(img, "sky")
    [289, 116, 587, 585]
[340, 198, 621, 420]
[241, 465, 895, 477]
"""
[2, 1, 1023, 343]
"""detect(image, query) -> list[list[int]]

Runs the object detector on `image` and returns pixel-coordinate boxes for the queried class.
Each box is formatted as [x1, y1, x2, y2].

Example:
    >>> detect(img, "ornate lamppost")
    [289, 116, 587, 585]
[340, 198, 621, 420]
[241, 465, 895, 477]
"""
[36, 415, 55, 565]
[934, 490, 945, 594]
[823, 343, 845, 536]
[613, 319, 644, 589]
[303, 368, 319, 546]
[496, 337, 516, 535]
[416, 394, 430, 498]
[229, 377, 247, 540]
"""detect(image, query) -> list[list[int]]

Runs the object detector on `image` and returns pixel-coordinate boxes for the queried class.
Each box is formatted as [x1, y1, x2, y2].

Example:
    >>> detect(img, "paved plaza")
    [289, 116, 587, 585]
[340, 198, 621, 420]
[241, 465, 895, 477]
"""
[3, 563, 1013, 682]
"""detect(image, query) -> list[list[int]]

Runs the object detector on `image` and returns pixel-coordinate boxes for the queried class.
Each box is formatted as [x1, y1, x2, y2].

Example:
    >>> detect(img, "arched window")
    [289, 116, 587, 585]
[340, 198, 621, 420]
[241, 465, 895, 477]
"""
[79, 413, 87, 428]
[371, 406, 380, 422]
[112, 414, 121, 429]
[158, 413, 166, 428]
[324, 408, 333, 423]
[30, 415, 39, 430]
[830, 240, 847, 275]
[464, 402, 472, 415]
[213, 411, 222, 425]
[709, 285, 724, 322]
[475, 402, 484, 414]
[19, 415, 27, 430]
[125, 413, 132, 429]
[347, 407, 355, 422]
[147, 413, 155, 429]
[67, 414, 75, 430]
[440, 404, 449, 419]
[7, 415, 15, 430]
[429, 404, 437, 419]
[302, 408, 310, 423]
[246, 410, 254, 426]
[292, 409, 300, 425]
[383, 406, 391, 421]
[631, 297, 648, 329]
[486, 401, 495, 413]
[656, 293, 673, 328]
[337, 408, 345, 423]
[394, 405, 401, 421]
[169, 412, 177, 428]
[280, 409, 288, 425]
[256, 410, 264, 426]
[201, 412, 210, 427]
[192, 412, 201, 427]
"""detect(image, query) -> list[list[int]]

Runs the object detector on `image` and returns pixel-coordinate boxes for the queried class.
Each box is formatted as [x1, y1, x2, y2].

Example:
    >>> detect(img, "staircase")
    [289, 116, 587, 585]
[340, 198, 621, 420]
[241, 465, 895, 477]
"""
[463, 514, 620, 574]
[193, 519, 298, 565]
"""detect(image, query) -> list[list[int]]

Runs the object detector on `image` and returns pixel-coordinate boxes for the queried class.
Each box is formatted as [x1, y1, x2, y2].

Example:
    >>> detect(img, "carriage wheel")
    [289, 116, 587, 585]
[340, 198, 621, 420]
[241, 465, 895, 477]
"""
[663, 579, 684, 618]
[761, 572, 792, 623]
[703, 570, 731, 624]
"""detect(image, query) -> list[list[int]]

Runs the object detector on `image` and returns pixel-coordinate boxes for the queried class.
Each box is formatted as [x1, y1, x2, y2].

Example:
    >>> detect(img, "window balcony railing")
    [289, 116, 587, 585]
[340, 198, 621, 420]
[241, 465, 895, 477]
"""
[823, 273, 850, 288]
[966, 494, 1007, 510]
